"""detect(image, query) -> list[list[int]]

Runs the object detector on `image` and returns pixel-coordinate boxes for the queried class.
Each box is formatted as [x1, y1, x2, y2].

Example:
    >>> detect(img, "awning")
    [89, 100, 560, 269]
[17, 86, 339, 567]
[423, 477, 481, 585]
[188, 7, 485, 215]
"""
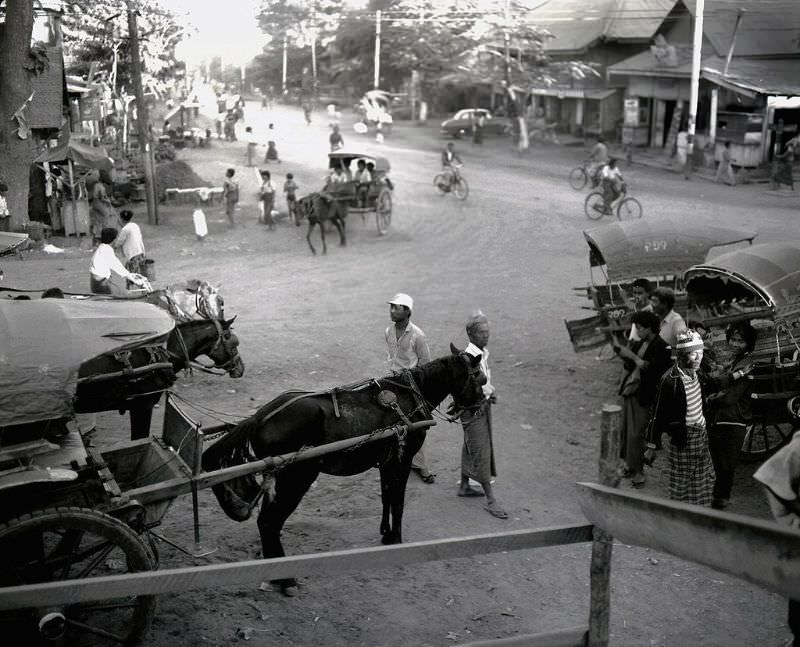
[34, 136, 113, 171]
[529, 87, 617, 100]
[701, 58, 800, 99]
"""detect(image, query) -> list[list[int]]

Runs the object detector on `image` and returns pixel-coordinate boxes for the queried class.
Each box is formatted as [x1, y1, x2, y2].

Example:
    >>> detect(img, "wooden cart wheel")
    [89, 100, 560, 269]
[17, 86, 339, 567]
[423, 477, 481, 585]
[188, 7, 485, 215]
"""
[376, 189, 392, 236]
[0, 507, 156, 647]
[740, 420, 794, 462]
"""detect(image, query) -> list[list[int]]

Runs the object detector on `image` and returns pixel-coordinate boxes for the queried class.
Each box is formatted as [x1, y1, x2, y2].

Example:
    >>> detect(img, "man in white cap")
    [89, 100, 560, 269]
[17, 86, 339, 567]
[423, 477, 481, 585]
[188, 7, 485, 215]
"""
[385, 293, 434, 483]
[646, 329, 714, 505]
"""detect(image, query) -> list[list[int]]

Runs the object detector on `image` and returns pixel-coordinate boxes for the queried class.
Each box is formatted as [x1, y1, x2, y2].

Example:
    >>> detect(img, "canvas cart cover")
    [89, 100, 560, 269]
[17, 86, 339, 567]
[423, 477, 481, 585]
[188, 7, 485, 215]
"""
[0, 299, 174, 427]
[584, 220, 757, 282]
[684, 242, 800, 319]
[34, 137, 113, 171]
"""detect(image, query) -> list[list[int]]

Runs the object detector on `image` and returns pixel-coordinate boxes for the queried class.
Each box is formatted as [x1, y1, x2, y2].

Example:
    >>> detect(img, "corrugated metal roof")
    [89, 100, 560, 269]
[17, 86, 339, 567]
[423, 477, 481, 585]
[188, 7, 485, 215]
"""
[607, 44, 701, 77]
[702, 57, 800, 98]
[683, 0, 800, 57]
[526, 0, 677, 52]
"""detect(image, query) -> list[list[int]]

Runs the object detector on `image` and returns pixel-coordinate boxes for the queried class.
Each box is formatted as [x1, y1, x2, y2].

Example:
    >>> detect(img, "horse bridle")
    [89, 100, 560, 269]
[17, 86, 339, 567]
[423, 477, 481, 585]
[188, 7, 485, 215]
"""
[205, 316, 240, 372]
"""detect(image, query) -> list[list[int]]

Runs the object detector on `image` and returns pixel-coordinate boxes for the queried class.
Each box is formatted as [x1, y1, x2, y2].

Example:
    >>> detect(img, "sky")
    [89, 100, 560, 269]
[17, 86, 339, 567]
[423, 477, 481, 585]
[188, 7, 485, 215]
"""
[157, 0, 271, 67]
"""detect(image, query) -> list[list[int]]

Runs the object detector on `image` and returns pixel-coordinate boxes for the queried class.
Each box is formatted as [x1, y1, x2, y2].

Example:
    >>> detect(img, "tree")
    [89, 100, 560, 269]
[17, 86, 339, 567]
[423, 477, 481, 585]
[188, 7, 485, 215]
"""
[0, 0, 36, 229]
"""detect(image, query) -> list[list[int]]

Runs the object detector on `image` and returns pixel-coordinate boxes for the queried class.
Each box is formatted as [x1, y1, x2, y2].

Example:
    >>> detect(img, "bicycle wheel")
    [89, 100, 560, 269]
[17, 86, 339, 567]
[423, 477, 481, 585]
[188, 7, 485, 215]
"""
[569, 167, 588, 190]
[453, 177, 469, 200]
[433, 174, 448, 196]
[584, 191, 607, 220]
[616, 196, 643, 220]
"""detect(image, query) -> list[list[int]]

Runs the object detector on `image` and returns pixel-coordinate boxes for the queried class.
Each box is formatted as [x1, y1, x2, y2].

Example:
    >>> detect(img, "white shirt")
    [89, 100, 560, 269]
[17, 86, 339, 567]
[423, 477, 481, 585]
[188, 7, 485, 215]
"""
[90, 243, 131, 281]
[113, 222, 145, 262]
[0, 194, 8, 217]
[465, 342, 495, 398]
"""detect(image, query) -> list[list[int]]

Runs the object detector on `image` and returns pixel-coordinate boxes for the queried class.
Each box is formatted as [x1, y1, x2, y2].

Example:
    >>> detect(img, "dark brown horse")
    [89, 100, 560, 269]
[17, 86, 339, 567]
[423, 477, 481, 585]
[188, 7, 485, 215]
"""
[75, 314, 244, 439]
[202, 346, 485, 596]
[296, 192, 347, 255]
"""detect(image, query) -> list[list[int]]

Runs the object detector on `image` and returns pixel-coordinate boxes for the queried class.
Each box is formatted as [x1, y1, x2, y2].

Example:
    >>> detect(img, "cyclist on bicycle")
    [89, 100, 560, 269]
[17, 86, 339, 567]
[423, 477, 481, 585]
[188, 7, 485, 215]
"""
[587, 135, 609, 186]
[441, 142, 463, 187]
[601, 158, 624, 214]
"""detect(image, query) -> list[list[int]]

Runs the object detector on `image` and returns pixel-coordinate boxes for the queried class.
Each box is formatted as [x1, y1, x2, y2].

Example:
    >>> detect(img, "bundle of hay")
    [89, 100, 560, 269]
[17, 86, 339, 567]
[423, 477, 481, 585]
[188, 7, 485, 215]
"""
[155, 161, 210, 202]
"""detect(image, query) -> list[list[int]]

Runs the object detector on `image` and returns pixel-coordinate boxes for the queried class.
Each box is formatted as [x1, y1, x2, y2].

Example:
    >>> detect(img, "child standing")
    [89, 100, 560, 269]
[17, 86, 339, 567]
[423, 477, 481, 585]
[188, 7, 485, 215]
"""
[259, 170, 276, 230]
[222, 168, 239, 227]
[283, 173, 298, 224]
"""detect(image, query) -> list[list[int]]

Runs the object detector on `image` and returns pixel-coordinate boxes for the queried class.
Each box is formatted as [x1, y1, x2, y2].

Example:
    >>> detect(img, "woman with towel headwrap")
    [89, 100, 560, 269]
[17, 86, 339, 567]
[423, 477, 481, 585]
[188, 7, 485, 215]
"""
[457, 311, 508, 519]
[646, 329, 715, 505]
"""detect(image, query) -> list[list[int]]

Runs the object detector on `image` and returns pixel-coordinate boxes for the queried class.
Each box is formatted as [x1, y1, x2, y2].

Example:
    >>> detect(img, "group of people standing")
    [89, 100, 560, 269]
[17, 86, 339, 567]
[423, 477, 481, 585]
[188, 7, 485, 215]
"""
[614, 280, 757, 511]
[88, 209, 149, 296]
[384, 293, 508, 520]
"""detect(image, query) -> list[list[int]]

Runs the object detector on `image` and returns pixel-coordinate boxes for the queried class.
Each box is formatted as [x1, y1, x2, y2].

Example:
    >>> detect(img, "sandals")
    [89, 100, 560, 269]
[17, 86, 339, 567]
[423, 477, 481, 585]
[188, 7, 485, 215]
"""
[420, 473, 436, 484]
[485, 503, 509, 519]
[457, 487, 484, 497]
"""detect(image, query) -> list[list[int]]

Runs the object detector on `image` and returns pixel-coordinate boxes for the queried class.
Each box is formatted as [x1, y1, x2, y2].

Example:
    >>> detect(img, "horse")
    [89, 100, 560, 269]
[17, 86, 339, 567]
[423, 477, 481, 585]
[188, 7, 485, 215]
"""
[201, 345, 485, 596]
[295, 192, 347, 255]
[75, 280, 245, 440]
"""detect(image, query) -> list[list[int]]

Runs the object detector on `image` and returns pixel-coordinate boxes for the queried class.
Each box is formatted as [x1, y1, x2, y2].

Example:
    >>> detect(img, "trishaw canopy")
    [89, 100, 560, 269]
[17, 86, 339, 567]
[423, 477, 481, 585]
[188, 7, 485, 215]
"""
[584, 220, 757, 282]
[328, 150, 390, 173]
[684, 242, 800, 318]
[0, 299, 174, 427]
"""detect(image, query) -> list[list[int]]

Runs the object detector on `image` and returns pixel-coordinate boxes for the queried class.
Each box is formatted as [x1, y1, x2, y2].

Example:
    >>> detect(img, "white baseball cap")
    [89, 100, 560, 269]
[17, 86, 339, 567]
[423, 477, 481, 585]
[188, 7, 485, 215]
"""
[387, 293, 413, 310]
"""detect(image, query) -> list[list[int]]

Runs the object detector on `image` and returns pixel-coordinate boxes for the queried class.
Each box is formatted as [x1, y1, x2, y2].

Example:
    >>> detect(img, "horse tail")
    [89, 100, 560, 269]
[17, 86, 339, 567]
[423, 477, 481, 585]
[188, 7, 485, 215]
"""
[202, 416, 265, 522]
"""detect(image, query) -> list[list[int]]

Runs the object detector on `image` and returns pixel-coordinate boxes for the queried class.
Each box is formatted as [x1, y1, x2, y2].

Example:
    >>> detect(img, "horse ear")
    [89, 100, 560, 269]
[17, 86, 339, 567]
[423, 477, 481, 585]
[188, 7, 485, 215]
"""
[468, 352, 482, 367]
[450, 342, 460, 355]
[224, 315, 237, 327]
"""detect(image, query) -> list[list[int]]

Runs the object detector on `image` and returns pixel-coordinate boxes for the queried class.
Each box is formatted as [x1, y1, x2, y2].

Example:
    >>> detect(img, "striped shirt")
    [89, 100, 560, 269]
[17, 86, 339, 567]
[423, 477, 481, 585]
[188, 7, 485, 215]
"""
[679, 369, 705, 427]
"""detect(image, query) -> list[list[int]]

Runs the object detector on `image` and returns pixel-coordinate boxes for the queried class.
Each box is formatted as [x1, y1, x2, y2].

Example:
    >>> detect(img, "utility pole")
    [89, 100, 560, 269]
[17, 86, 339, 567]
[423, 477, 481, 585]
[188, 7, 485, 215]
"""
[503, 0, 511, 89]
[282, 35, 288, 94]
[373, 10, 381, 89]
[126, 0, 158, 225]
[684, 0, 704, 180]
[710, 9, 745, 148]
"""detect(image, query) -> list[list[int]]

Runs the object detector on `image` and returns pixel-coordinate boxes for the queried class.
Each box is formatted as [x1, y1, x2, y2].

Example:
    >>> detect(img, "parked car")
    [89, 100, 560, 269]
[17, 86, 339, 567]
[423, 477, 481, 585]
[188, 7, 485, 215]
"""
[440, 109, 512, 139]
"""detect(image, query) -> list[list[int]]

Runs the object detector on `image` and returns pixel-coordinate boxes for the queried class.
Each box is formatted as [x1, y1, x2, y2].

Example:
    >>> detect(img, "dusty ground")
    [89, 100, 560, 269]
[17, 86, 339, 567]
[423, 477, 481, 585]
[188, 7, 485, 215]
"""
[5, 102, 799, 646]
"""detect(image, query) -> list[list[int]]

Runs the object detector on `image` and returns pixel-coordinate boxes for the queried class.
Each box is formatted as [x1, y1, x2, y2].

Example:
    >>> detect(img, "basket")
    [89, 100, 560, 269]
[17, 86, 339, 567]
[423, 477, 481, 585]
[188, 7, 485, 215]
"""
[142, 258, 156, 281]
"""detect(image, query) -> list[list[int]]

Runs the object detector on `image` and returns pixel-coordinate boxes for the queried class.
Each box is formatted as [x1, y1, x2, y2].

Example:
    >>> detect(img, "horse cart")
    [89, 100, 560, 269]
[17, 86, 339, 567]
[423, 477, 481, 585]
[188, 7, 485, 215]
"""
[684, 242, 800, 460]
[0, 296, 445, 645]
[325, 150, 393, 236]
[564, 219, 757, 354]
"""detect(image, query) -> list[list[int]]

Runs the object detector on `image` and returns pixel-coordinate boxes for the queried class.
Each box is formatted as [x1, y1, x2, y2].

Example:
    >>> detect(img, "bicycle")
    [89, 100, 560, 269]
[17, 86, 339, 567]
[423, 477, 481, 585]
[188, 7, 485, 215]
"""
[584, 183, 642, 221]
[569, 161, 602, 191]
[433, 163, 469, 200]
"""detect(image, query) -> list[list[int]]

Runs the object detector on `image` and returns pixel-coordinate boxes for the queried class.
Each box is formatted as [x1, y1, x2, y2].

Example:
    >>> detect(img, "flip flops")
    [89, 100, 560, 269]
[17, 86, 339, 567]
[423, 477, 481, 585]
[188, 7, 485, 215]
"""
[457, 487, 484, 497]
[485, 503, 509, 519]
[421, 473, 436, 484]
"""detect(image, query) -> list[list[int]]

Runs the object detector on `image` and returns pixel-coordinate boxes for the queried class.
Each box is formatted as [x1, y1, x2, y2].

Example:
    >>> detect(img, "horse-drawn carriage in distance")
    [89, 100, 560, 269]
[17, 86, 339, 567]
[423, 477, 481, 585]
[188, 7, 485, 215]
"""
[564, 219, 757, 353]
[684, 242, 800, 459]
[325, 150, 393, 236]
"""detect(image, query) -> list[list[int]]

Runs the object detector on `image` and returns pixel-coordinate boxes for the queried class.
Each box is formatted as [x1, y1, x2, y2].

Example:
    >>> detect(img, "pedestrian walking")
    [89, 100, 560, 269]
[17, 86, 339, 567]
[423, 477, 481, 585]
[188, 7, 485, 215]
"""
[329, 125, 344, 152]
[384, 293, 435, 484]
[472, 111, 485, 145]
[89, 173, 113, 246]
[646, 330, 715, 505]
[283, 173, 298, 224]
[259, 170, 276, 230]
[222, 168, 239, 227]
[715, 141, 737, 186]
[302, 101, 312, 125]
[457, 311, 508, 519]
[244, 126, 258, 167]
[112, 209, 146, 276]
[753, 429, 800, 647]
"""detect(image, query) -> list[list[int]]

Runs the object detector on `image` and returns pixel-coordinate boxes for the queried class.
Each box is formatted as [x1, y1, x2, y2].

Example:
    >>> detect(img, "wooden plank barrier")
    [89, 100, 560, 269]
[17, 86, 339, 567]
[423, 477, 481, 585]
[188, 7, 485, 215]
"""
[576, 482, 800, 599]
[0, 524, 593, 610]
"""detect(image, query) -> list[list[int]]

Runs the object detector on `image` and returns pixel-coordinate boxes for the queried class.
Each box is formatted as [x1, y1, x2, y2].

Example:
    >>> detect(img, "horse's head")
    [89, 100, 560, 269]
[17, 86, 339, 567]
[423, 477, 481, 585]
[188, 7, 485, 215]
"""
[205, 315, 245, 378]
[449, 343, 486, 410]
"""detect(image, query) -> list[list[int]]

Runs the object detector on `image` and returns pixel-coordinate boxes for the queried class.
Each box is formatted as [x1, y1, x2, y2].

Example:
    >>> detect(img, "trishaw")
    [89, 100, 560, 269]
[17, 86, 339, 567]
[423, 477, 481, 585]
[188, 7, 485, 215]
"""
[325, 150, 393, 236]
[564, 219, 757, 354]
[684, 241, 800, 460]
[0, 298, 429, 645]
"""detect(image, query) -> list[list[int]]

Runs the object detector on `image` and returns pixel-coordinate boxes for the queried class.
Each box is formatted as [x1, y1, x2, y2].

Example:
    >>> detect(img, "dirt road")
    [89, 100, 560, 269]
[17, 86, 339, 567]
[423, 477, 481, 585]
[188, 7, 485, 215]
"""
[4, 102, 797, 646]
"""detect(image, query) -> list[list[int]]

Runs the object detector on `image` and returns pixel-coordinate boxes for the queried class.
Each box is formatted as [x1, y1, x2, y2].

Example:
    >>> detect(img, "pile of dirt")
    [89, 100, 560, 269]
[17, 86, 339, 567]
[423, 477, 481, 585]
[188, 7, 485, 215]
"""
[155, 160, 210, 197]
